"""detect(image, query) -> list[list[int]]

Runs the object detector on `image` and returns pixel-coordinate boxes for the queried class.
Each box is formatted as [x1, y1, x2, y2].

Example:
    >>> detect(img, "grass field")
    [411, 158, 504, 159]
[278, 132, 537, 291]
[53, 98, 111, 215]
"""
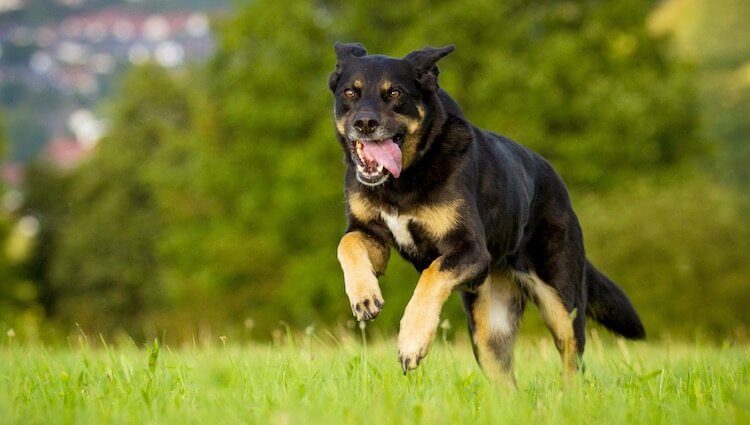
[1, 331, 749, 424]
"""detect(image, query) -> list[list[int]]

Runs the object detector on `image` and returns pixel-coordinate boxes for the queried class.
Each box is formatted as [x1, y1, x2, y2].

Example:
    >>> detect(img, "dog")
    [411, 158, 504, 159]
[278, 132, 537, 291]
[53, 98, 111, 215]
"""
[329, 42, 645, 383]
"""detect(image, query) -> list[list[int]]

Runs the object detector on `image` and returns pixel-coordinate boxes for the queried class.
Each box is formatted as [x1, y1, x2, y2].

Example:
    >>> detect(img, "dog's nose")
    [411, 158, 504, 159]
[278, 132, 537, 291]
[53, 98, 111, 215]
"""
[353, 113, 379, 135]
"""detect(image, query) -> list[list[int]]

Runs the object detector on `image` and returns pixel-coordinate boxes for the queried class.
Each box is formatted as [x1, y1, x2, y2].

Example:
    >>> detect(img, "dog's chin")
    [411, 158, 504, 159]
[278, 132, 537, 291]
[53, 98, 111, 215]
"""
[355, 165, 390, 187]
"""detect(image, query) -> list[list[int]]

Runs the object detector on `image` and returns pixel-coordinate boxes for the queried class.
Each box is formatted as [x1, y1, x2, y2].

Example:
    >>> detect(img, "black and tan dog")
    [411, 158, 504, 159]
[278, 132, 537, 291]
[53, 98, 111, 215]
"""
[329, 42, 645, 383]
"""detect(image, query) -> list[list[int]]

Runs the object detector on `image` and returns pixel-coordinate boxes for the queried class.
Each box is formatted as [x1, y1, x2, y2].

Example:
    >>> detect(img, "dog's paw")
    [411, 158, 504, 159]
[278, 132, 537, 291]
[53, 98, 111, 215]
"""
[350, 294, 384, 321]
[397, 340, 429, 374]
[345, 272, 384, 322]
[397, 312, 438, 374]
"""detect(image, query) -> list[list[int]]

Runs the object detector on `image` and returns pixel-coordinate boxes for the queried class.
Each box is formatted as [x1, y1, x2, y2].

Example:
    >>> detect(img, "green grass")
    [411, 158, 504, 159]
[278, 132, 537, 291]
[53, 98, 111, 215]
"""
[1, 332, 749, 424]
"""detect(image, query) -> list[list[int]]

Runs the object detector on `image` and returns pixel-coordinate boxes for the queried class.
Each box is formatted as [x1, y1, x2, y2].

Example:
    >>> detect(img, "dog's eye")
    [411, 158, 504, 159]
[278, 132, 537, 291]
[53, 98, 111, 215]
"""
[388, 89, 401, 99]
[343, 88, 357, 98]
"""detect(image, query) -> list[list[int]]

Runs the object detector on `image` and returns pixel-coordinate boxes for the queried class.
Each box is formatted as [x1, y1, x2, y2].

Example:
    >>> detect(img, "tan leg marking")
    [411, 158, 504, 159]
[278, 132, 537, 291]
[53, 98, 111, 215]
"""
[470, 271, 523, 387]
[337, 232, 389, 321]
[398, 258, 455, 372]
[517, 272, 578, 378]
[398, 255, 485, 373]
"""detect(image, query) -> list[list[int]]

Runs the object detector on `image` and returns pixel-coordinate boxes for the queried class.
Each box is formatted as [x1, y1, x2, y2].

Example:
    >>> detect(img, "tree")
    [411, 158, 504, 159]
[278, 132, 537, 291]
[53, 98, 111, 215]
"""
[156, 0, 705, 336]
[651, 0, 750, 190]
[21, 0, 744, 340]
[578, 176, 750, 337]
[47, 66, 192, 335]
[19, 165, 71, 318]
[0, 110, 22, 323]
[150, 1, 349, 333]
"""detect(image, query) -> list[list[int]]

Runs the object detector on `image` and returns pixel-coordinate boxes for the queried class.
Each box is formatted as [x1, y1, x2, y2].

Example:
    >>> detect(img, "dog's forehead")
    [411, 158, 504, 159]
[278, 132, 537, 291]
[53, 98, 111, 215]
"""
[341, 56, 413, 85]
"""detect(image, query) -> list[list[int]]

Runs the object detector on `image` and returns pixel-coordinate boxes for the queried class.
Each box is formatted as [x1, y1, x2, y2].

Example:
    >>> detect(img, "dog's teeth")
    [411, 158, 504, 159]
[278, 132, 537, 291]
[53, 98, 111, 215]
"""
[377, 164, 384, 172]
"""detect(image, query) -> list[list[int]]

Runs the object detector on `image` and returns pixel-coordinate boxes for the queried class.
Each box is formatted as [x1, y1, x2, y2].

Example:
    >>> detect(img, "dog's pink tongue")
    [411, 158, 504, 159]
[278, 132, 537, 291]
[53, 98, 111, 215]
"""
[361, 139, 402, 178]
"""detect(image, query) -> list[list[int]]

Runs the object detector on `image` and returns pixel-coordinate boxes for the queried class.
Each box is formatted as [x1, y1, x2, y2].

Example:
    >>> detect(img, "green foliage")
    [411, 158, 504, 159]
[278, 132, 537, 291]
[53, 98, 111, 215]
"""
[0, 217, 26, 325]
[163, 0, 707, 336]
[0, 111, 35, 325]
[578, 176, 750, 337]
[651, 0, 750, 189]
[0, 339, 748, 423]
[18, 165, 72, 316]
[43, 66, 192, 335]
[2, 0, 747, 340]
[161, 1, 346, 332]
[690, 0, 750, 191]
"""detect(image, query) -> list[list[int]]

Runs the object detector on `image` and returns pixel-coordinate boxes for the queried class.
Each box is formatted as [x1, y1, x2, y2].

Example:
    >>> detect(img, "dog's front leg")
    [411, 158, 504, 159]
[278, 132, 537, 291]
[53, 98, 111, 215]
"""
[398, 250, 490, 373]
[337, 231, 390, 321]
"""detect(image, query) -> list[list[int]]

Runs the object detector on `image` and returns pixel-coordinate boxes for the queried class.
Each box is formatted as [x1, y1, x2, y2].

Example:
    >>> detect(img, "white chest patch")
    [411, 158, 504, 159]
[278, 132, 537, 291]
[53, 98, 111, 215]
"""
[380, 211, 416, 250]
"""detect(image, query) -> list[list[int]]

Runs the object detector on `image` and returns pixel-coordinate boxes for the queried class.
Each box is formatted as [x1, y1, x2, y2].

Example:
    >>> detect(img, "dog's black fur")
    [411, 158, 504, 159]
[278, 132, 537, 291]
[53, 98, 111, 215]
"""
[330, 43, 645, 378]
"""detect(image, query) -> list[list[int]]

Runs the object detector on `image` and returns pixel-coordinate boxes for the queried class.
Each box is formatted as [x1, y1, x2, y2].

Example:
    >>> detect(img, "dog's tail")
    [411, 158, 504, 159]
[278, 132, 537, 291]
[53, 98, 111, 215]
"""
[585, 260, 646, 340]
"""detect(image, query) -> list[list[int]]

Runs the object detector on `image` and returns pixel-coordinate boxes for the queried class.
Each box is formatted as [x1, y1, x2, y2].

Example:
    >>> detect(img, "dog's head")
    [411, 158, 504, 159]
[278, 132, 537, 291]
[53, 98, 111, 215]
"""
[328, 43, 454, 187]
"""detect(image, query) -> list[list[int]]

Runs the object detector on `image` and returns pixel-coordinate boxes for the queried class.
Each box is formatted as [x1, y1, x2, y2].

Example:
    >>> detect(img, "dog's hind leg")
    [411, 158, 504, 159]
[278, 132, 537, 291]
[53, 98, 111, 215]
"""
[462, 270, 525, 387]
[516, 271, 582, 379]
[517, 210, 588, 380]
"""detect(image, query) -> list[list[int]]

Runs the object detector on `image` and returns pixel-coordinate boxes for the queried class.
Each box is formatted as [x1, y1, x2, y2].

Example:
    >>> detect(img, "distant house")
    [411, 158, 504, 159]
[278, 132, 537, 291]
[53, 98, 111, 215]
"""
[40, 137, 92, 172]
[0, 4, 219, 172]
[1, 162, 25, 187]
[0, 0, 26, 14]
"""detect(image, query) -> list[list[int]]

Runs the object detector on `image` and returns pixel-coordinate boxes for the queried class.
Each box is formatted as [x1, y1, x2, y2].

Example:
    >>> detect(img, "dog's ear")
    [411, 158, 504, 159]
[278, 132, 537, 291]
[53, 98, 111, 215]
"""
[329, 42, 367, 92]
[403, 45, 455, 90]
[334, 42, 367, 62]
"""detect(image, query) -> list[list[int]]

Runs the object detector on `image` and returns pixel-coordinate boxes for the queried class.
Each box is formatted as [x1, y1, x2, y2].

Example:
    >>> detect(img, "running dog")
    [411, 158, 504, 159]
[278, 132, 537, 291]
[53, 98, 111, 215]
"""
[329, 42, 645, 383]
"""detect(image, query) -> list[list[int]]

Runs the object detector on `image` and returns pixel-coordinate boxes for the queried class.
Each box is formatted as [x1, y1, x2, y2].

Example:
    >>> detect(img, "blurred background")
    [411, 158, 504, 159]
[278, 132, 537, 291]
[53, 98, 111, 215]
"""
[0, 0, 748, 344]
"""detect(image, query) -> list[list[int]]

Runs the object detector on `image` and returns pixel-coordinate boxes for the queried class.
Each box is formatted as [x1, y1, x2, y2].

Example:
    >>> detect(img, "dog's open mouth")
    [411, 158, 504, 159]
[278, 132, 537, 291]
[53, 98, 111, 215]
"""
[350, 135, 403, 186]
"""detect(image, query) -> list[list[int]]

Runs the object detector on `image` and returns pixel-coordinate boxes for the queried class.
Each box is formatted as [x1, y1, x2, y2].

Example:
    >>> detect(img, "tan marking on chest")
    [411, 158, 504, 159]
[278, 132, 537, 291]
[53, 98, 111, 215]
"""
[412, 201, 462, 239]
[385, 201, 462, 248]
[348, 193, 462, 246]
[347, 192, 378, 222]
